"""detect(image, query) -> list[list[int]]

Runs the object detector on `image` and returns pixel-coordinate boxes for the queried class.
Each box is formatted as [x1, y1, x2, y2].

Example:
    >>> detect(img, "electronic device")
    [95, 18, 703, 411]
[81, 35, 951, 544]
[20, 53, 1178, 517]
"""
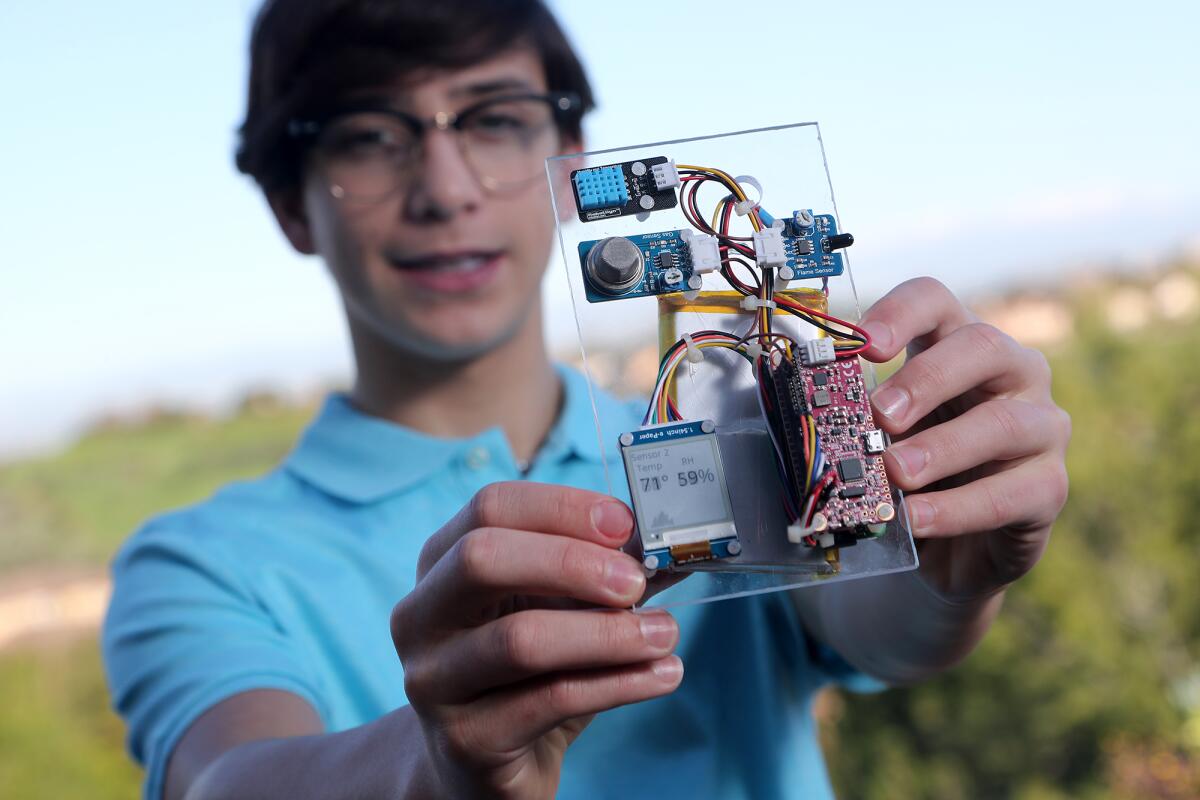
[569, 155, 895, 575]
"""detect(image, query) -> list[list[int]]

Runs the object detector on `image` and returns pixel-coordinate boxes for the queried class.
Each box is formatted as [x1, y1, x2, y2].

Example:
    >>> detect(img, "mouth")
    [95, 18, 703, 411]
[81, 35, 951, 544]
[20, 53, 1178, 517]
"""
[385, 250, 505, 293]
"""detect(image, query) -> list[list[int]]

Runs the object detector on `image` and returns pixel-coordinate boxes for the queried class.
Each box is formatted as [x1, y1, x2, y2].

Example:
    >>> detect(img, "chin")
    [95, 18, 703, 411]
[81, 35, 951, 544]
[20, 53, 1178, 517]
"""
[374, 307, 534, 364]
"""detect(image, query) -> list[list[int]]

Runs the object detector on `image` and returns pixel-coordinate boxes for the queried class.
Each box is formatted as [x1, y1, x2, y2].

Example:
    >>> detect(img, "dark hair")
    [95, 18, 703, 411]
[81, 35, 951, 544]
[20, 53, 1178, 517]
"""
[235, 0, 595, 192]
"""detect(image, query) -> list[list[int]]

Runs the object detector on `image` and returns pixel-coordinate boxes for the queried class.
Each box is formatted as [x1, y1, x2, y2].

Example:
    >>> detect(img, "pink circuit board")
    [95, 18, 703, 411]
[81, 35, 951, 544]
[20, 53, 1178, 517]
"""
[800, 357, 894, 534]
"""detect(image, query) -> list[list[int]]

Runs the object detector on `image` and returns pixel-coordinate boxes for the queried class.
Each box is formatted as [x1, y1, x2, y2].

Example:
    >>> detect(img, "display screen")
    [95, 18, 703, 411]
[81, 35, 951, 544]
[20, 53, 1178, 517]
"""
[624, 437, 733, 535]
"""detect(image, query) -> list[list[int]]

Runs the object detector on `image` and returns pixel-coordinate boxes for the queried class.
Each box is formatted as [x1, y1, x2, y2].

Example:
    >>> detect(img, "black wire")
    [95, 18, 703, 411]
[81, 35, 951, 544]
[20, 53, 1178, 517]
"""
[654, 330, 746, 376]
[681, 175, 755, 257]
[723, 257, 760, 292]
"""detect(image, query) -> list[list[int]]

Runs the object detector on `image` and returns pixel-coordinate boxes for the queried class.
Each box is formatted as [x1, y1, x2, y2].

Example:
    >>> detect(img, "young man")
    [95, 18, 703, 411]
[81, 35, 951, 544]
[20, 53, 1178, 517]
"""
[102, 1, 1071, 798]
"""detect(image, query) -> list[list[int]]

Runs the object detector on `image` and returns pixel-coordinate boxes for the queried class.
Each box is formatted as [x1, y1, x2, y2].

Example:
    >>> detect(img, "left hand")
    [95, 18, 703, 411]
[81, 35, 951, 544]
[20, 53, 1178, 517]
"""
[858, 277, 1071, 603]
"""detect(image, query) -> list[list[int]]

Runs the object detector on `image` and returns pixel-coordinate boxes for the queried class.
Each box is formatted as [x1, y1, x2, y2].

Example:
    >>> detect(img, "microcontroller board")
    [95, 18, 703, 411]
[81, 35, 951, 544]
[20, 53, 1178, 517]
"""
[778, 355, 895, 548]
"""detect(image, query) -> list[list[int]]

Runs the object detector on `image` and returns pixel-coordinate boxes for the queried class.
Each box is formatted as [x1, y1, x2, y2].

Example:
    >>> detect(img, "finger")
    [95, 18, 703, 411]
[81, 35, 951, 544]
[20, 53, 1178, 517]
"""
[418, 482, 633, 578]
[869, 322, 1042, 434]
[396, 529, 647, 640]
[859, 277, 978, 362]
[443, 656, 684, 757]
[904, 455, 1069, 539]
[410, 608, 679, 702]
[884, 398, 1069, 491]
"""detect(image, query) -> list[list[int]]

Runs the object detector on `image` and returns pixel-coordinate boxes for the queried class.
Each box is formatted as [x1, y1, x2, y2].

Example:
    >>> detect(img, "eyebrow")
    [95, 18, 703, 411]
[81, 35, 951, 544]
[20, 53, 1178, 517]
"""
[336, 76, 540, 115]
[447, 77, 540, 99]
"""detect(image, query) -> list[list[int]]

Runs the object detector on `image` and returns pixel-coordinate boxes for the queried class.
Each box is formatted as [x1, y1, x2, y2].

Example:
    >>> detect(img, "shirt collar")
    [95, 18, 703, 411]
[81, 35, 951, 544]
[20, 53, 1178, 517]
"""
[284, 364, 611, 504]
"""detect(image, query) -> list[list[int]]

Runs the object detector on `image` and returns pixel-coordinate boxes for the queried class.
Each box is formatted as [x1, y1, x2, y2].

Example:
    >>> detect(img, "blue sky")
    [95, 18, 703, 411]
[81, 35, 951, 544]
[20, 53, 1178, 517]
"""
[2, 0, 1198, 458]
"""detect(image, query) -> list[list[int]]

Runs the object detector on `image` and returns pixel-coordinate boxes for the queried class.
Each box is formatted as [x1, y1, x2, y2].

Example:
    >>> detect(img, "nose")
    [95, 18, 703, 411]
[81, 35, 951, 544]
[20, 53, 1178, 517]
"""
[403, 128, 484, 222]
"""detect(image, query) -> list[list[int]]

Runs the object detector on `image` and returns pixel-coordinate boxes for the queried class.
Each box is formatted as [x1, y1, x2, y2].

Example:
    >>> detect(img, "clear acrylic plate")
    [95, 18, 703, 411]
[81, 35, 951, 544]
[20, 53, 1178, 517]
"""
[546, 123, 917, 609]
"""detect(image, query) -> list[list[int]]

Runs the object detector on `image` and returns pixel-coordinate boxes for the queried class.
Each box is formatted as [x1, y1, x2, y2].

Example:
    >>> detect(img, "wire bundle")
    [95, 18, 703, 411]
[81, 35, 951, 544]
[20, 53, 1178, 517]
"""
[643, 163, 875, 540]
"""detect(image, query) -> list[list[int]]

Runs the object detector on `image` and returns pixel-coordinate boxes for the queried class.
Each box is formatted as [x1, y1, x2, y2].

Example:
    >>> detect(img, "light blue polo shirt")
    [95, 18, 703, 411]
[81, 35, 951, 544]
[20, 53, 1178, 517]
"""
[102, 366, 877, 800]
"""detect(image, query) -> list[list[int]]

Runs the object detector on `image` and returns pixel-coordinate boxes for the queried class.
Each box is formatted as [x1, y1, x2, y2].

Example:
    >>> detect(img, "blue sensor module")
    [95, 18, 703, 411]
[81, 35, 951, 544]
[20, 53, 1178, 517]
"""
[579, 229, 693, 303]
[782, 213, 849, 281]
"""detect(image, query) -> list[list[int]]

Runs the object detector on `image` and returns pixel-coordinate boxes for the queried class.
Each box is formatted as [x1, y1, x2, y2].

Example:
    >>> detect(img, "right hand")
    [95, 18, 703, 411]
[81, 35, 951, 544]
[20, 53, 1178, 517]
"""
[391, 482, 683, 799]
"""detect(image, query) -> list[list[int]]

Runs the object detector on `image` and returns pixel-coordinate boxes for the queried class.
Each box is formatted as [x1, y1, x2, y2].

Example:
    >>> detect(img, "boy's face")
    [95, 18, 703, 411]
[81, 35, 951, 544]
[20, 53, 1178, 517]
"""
[277, 47, 575, 360]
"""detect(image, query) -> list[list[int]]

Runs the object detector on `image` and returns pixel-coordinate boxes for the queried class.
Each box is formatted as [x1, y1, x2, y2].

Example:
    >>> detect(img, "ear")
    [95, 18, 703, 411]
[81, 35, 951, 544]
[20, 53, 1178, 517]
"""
[266, 188, 317, 255]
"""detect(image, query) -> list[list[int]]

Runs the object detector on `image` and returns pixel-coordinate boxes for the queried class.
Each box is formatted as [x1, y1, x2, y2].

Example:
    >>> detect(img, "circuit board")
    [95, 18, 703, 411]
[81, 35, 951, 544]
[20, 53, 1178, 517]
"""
[781, 213, 850, 280]
[800, 357, 894, 541]
[767, 355, 893, 547]
[571, 156, 679, 222]
[618, 419, 741, 572]
[578, 214, 848, 303]
[578, 229, 694, 302]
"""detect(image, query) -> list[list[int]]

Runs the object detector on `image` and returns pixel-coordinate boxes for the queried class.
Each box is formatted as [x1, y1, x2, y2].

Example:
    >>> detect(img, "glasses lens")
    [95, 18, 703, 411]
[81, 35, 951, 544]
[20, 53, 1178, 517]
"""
[458, 98, 559, 189]
[315, 113, 418, 201]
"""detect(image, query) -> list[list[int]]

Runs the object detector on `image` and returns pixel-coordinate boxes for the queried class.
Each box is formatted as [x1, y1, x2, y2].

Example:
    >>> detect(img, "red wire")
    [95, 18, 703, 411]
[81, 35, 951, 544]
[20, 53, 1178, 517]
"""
[805, 469, 836, 525]
[774, 294, 873, 357]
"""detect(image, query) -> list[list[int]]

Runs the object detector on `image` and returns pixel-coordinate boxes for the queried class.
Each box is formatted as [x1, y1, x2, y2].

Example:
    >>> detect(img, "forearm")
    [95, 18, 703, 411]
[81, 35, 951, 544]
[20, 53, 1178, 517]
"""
[793, 569, 1004, 686]
[185, 705, 441, 800]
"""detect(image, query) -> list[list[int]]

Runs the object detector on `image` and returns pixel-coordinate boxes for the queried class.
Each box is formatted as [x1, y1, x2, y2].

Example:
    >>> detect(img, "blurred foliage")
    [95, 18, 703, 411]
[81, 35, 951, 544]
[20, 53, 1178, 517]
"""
[0, 394, 313, 798]
[3, 272, 1200, 797]
[0, 394, 313, 572]
[824, 276, 1200, 799]
[0, 637, 141, 798]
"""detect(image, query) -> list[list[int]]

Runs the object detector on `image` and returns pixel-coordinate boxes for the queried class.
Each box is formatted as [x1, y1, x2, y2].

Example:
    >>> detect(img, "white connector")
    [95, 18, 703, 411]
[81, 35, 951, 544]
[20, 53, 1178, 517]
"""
[801, 337, 836, 366]
[788, 512, 830, 544]
[682, 230, 722, 274]
[751, 226, 787, 268]
[651, 160, 681, 191]
[740, 296, 777, 311]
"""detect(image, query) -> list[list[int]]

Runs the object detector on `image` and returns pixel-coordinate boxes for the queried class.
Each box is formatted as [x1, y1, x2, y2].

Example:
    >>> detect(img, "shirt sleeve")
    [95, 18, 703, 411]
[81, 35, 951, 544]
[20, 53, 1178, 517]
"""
[806, 636, 888, 694]
[765, 588, 888, 695]
[102, 514, 329, 800]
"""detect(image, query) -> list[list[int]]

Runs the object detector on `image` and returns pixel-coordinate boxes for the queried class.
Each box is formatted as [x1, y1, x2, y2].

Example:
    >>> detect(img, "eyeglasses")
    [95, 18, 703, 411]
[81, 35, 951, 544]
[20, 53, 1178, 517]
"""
[288, 92, 580, 201]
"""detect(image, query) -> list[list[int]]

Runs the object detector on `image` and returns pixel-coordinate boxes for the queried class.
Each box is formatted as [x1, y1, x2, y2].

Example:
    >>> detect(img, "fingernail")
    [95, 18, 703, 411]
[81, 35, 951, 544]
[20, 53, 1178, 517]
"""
[888, 443, 926, 479]
[861, 320, 892, 353]
[872, 385, 909, 421]
[592, 501, 633, 540]
[907, 497, 935, 532]
[605, 558, 645, 599]
[652, 655, 684, 683]
[638, 610, 678, 650]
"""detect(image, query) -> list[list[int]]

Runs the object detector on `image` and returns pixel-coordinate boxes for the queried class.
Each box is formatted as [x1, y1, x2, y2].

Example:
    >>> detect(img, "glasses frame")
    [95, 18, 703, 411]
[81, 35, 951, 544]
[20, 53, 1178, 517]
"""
[287, 91, 582, 199]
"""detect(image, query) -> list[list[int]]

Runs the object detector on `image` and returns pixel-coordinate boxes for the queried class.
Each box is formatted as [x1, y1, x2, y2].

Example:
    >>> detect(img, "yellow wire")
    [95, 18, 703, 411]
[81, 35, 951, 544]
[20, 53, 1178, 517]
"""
[655, 340, 745, 422]
[676, 163, 763, 232]
[806, 416, 817, 493]
[711, 198, 725, 232]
